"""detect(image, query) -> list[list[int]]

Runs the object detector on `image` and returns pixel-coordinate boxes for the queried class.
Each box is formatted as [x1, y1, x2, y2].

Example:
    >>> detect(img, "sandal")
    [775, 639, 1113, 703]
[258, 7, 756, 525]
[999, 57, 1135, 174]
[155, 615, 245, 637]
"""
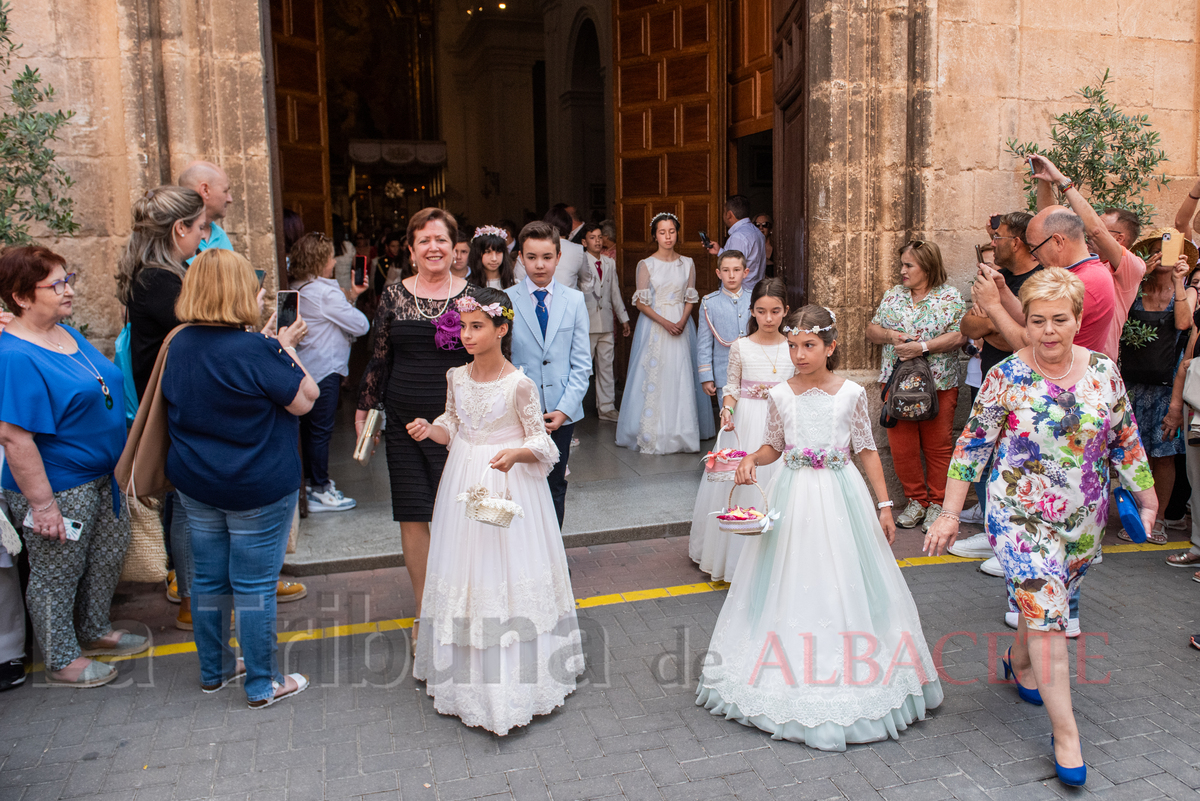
[201, 658, 246, 693]
[1190, 635, 1200, 652]
[1117, 525, 1168, 545]
[247, 673, 308, 709]
[81, 630, 149, 658]
[1166, 552, 1200, 568]
[45, 659, 117, 688]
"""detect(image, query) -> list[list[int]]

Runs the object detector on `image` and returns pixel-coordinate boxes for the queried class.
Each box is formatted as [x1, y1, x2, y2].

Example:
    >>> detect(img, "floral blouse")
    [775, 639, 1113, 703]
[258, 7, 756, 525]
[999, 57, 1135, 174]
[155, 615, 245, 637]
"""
[948, 353, 1152, 547]
[871, 283, 967, 390]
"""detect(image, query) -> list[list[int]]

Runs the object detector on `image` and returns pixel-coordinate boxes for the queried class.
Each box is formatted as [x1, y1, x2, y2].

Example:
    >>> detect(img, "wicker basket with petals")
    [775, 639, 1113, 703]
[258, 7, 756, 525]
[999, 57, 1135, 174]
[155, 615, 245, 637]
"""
[703, 428, 746, 483]
[715, 483, 774, 535]
[457, 474, 524, 528]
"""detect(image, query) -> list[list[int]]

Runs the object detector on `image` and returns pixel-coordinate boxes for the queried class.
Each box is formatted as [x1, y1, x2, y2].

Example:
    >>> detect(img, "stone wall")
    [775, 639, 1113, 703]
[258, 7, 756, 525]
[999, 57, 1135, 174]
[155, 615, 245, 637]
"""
[10, 0, 276, 354]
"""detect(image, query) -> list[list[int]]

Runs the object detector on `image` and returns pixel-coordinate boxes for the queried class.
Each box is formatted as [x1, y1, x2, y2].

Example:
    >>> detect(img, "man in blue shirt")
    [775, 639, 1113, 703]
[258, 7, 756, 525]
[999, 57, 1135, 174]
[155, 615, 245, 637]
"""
[704, 195, 767, 293]
[179, 161, 234, 260]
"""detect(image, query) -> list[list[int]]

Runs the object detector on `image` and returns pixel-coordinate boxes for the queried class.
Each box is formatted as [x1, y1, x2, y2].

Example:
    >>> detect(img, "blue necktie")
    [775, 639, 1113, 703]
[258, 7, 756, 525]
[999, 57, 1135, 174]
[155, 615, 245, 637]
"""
[533, 289, 549, 337]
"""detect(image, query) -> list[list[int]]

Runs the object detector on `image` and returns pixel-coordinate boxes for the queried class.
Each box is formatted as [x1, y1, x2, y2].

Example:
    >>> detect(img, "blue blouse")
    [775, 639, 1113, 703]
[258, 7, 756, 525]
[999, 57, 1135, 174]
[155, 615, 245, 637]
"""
[0, 325, 127, 493]
[162, 327, 305, 511]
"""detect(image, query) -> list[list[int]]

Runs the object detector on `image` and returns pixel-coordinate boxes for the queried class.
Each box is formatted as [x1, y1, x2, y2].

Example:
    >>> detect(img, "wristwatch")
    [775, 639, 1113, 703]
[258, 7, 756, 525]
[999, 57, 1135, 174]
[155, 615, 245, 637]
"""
[921, 341, 929, 354]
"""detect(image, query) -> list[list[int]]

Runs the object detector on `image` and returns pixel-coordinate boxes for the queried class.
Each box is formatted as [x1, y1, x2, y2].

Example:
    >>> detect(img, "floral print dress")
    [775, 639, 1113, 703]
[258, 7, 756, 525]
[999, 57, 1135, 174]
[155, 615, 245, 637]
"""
[948, 353, 1152, 631]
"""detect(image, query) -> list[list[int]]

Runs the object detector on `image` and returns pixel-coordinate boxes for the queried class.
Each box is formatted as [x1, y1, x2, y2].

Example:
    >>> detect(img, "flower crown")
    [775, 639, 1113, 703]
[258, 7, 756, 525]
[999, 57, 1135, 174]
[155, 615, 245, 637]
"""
[455, 295, 515, 320]
[472, 225, 508, 241]
[650, 211, 679, 230]
[782, 308, 837, 335]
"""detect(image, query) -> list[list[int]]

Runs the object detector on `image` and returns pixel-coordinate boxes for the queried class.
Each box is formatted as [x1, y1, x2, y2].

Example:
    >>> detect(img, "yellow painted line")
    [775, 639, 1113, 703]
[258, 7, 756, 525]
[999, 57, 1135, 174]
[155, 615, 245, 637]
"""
[24, 540, 1190, 676]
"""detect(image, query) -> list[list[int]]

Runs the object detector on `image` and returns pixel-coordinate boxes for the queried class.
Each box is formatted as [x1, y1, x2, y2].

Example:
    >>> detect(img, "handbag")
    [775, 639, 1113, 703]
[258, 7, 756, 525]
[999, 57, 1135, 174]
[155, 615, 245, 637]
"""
[353, 409, 385, 466]
[1183, 356, 1200, 412]
[114, 324, 191, 500]
[879, 356, 939, 427]
[114, 322, 140, 425]
[119, 495, 168, 583]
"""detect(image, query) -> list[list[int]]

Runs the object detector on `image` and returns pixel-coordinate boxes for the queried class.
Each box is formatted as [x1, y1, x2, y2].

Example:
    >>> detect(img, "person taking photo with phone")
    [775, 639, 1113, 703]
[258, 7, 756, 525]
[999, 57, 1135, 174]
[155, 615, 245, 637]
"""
[702, 195, 767, 293]
[288, 233, 370, 512]
[0, 245, 150, 688]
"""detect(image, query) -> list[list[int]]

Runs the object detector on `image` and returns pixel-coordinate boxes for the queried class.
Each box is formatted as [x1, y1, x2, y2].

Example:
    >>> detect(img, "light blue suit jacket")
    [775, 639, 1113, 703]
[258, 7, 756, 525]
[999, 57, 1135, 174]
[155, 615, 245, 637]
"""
[506, 280, 593, 424]
[697, 288, 752, 391]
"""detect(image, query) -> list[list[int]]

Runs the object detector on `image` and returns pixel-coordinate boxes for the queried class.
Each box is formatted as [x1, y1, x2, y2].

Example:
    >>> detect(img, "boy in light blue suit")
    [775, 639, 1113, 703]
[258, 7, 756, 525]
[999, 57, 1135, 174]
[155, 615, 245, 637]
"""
[506, 221, 593, 527]
[697, 250, 752, 397]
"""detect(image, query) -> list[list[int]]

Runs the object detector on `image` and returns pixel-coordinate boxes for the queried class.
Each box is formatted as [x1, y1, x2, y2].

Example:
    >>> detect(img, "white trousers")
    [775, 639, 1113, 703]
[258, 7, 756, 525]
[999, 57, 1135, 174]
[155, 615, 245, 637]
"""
[590, 332, 616, 413]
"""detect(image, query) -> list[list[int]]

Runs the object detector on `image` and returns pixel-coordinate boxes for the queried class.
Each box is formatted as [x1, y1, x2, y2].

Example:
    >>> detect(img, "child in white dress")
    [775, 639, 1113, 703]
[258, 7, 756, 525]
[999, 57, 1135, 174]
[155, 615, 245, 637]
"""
[697, 305, 944, 752]
[616, 212, 717, 453]
[407, 289, 583, 735]
[689, 279, 792, 580]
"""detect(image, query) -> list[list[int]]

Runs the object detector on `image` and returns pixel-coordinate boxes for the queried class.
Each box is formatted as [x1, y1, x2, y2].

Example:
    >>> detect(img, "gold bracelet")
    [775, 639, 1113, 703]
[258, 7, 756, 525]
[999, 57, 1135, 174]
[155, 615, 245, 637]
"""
[33, 497, 56, 513]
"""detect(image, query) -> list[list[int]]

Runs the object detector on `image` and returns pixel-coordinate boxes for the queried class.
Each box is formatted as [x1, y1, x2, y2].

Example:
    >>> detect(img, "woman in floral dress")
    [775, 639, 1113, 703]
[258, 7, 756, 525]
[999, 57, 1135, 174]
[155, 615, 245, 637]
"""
[926, 268, 1155, 787]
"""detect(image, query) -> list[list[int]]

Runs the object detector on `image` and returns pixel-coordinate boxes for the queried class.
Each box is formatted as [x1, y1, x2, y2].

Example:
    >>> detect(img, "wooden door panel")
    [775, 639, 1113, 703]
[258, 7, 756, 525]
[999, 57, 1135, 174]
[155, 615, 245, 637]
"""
[730, 0, 774, 138]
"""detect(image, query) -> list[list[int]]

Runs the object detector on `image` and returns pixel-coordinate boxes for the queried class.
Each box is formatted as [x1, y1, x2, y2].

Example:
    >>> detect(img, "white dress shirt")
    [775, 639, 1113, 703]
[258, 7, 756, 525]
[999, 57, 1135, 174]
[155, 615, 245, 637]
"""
[525, 275, 555, 311]
[292, 276, 371, 383]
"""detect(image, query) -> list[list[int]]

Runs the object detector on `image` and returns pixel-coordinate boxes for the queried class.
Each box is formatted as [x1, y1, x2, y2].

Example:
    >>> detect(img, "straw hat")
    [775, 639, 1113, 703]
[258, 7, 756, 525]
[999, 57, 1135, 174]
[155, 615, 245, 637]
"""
[1132, 227, 1199, 272]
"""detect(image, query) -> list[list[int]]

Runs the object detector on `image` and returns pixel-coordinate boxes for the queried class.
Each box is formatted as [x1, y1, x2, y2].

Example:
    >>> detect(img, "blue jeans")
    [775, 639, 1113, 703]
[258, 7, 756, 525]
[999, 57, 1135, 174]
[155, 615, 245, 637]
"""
[167, 493, 193, 599]
[301, 373, 342, 491]
[179, 491, 296, 702]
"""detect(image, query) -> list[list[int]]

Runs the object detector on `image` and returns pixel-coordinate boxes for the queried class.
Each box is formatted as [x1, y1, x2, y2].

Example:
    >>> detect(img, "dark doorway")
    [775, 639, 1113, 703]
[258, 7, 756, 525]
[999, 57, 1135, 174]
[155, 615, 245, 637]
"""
[733, 129, 772, 221]
[568, 19, 606, 221]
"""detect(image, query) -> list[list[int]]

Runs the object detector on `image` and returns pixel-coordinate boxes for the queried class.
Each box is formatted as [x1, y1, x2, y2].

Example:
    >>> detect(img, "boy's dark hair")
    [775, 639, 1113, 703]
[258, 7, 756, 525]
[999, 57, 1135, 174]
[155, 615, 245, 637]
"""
[469, 286, 514, 361]
[467, 233, 515, 289]
[725, 195, 751, 221]
[543, 205, 572, 237]
[998, 211, 1034, 245]
[1100, 207, 1141, 243]
[783, 304, 839, 370]
[578, 222, 601, 241]
[747, 278, 788, 336]
[717, 249, 747, 271]
[519, 221, 561, 254]
[456, 229, 471, 244]
[497, 219, 518, 238]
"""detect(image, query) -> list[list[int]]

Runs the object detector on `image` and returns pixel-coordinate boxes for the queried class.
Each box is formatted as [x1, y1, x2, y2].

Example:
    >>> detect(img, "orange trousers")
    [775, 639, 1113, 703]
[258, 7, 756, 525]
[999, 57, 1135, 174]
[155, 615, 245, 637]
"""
[884, 388, 959, 506]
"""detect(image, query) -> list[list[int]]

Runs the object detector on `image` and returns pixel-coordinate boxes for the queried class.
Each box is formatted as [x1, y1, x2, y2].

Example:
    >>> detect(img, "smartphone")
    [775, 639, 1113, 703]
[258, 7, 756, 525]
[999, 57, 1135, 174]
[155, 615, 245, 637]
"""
[1162, 230, 1183, 268]
[698, 230, 712, 249]
[975, 244, 986, 264]
[254, 269, 266, 287]
[353, 255, 367, 286]
[276, 290, 299, 330]
[989, 214, 1002, 231]
[23, 510, 83, 541]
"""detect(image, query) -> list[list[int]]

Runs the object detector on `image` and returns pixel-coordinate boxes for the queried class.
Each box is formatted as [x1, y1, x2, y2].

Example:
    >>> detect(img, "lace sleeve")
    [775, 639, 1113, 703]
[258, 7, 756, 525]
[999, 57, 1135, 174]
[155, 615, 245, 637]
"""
[722, 339, 743, 400]
[684, 257, 700, 304]
[430, 367, 460, 443]
[514, 374, 560, 477]
[850, 385, 877, 452]
[631, 260, 652, 306]
[356, 285, 400, 410]
[763, 394, 786, 451]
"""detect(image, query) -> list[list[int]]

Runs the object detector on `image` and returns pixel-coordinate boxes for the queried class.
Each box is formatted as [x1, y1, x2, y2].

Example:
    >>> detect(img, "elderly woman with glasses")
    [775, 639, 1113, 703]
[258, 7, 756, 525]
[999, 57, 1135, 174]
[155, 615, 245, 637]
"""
[926, 267, 1154, 787]
[0, 246, 149, 688]
[866, 239, 966, 531]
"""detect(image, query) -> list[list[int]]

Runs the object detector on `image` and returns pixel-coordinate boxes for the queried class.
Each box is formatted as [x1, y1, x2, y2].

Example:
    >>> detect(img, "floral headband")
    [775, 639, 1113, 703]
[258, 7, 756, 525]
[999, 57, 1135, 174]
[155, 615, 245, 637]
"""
[455, 295, 515, 320]
[782, 308, 837, 335]
[650, 211, 679, 230]
[473, 225, 508, 241]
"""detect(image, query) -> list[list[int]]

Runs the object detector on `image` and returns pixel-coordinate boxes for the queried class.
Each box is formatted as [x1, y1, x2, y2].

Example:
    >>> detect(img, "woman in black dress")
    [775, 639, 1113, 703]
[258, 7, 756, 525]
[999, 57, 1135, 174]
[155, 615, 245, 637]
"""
[356, 208, 477, 643]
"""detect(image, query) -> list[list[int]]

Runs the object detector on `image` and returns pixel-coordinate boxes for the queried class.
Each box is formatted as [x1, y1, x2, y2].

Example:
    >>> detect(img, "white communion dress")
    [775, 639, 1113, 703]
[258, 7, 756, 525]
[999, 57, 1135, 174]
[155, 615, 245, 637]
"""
[696, 379, 944, 751]
[616, 256, 717, 454]
[416, 366, 584, 735]
[689, 338, 793, 580]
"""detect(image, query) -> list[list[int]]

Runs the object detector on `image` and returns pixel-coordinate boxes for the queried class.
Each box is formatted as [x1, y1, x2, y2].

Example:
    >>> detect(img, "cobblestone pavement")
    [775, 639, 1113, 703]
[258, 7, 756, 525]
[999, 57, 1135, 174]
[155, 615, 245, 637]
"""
[2, 539, 1199, 800]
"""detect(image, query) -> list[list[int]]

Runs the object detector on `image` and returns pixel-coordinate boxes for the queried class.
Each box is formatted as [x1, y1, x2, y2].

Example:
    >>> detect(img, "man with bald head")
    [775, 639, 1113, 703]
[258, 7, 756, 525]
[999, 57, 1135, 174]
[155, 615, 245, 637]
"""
[973, 205, 1116, 358]
[178, 160, 234, 255]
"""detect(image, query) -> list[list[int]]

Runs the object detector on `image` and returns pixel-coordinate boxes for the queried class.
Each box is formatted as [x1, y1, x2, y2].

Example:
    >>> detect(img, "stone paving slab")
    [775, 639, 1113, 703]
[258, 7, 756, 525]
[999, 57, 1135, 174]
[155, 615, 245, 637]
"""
[3, 548, 1200, 800]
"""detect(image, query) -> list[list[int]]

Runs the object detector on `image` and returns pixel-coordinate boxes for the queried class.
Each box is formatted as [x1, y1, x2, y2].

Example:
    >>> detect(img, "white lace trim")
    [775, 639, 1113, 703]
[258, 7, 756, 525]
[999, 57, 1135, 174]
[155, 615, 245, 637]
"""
[631, 288, 653, 306]
[423, 569, 576, 649]
[684, 287, 700, 304]
[850, 386, 876, 452]
[764, 395, 786, 451]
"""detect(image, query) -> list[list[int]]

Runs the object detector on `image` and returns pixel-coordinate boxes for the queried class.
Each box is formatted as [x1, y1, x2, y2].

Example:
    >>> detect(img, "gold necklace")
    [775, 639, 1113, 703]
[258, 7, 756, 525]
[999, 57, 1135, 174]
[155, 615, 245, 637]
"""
[412, 272, 453, 320]
[758, 339, 780, 374]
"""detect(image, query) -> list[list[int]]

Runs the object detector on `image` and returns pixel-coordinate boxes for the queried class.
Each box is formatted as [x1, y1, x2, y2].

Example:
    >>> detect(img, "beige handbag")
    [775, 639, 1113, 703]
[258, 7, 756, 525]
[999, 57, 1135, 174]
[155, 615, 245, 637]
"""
[353, 409, 384, 466]
[119, 495, 168, 583]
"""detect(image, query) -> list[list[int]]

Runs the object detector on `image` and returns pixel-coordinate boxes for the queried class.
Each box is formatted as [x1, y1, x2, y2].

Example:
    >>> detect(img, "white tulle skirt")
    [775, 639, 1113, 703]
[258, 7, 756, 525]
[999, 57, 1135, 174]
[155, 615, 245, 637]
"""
[414, 435, 584, 735]
[696, 462, 943, 751]
[688, 397, 778, 581]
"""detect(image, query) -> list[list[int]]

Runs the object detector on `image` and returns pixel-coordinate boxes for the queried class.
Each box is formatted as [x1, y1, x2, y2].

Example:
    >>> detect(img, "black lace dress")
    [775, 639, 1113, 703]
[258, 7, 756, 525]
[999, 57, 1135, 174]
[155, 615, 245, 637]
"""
[358, 281, 478, 521]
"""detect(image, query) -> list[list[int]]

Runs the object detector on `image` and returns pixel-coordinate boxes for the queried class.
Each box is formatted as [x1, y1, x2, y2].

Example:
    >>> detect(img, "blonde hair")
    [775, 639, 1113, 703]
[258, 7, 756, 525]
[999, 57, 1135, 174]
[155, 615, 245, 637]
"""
[116, 186, 205, 304]
[288, 232, 334, 283]
[1019, 266, 1085, 320]
[176, 249, 261, 327]
[898, 240, 947, 288]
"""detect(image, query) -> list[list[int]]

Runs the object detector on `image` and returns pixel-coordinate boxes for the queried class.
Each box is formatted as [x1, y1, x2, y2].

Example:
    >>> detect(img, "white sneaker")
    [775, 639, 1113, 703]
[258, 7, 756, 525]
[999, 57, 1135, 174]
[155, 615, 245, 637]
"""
[1066, 618, 1080, 639]
[1092, 551, 1103, 565]
[308, 481, 356, 512]
[959, 504, 985, 524]
[979, 556, 1005, 577]
[949, 530, 993, 558]
[1004, 611, 1018, 629]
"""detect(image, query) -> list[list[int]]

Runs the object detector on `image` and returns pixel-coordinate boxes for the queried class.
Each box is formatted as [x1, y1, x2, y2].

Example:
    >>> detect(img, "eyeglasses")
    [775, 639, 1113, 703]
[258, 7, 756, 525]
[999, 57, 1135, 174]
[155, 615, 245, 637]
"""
[990, 234, 1019, 242]
[755, 222, 772, 231]
[36, 273, 77, 295]
[1028, 234, 1055, 256]
[1054, 391, 1080, 434]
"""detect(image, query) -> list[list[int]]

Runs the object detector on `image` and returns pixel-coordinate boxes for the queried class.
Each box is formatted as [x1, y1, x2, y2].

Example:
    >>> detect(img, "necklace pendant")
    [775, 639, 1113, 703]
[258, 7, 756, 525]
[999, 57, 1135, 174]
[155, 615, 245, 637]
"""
[105, 394, 114, 410]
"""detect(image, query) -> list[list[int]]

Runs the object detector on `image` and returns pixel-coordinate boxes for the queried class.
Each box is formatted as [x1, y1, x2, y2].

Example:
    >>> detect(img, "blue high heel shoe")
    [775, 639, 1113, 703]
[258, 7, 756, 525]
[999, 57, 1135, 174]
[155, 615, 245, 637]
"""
[1051, 735, 1087, 786]
[1001, 647, 1043, 705]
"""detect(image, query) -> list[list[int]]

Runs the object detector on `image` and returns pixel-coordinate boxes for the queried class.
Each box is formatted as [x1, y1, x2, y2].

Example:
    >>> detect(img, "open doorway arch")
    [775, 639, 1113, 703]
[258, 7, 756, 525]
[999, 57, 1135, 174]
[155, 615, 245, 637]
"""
[565, 17, 607, 223]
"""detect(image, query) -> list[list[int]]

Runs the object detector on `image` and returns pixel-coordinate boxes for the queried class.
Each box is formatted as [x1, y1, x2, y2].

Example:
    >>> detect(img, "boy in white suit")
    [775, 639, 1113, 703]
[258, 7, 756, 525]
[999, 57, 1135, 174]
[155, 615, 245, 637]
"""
[506, 221, 593, 527]
[580, 223, 630, 422]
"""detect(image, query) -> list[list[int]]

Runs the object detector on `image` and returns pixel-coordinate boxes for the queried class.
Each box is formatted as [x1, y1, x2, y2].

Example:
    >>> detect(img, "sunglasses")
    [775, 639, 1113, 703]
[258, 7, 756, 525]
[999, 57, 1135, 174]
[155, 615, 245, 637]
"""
[755, 222, 772, 231]
[36, 273, 77, 295]
[1054, 391, 1080, 434]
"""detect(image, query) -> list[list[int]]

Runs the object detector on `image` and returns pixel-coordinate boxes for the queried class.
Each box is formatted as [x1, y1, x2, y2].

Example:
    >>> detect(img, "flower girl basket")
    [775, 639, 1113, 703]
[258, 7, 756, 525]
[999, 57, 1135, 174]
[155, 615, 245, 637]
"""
[457, 472, 524, 528]
[702, 428, 746, 483]
[715, 482, 777, 535]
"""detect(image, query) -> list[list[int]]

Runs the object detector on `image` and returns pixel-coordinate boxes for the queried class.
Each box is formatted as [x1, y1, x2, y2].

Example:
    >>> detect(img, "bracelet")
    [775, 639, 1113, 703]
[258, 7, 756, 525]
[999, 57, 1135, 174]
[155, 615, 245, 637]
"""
[1059, 179, 1074, 194]
[1190, 192, 1200, 200]
[722, 406, 735, 415]
[877, 500, 894, 509]
[33, 497, 56, 513]
[940, 511, 960, 523]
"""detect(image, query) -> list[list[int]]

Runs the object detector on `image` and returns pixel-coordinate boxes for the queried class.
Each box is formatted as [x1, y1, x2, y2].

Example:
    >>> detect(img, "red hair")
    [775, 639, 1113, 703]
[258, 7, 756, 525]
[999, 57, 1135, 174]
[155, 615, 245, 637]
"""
[0, 245, 67, 316]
